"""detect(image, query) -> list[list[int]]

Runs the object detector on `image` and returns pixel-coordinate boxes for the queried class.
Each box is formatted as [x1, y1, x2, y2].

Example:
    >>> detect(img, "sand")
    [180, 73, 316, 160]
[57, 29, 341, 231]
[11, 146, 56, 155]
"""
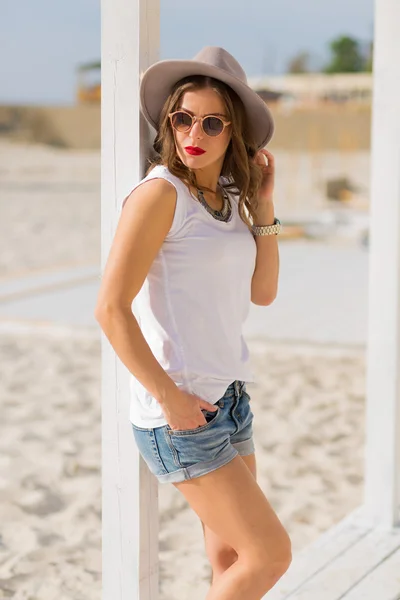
[0, 141, 100, 279]
[0, 329, 365, 599]
[0, 140, 366, 599]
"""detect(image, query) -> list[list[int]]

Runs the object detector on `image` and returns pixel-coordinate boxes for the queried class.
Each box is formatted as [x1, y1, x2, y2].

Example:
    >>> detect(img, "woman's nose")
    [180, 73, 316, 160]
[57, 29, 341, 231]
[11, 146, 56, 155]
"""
[190, 119, 203, 140]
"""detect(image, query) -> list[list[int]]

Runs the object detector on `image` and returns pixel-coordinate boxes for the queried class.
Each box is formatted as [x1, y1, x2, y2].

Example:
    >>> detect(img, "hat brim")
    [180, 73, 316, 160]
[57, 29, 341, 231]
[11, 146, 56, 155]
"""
[139, 58, 274, 150]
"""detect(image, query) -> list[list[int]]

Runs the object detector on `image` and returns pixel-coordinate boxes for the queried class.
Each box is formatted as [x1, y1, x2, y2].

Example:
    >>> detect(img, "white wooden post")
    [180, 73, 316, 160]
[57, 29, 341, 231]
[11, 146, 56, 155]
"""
[364, 0, 400, 528]
[101, 1, 160, 598]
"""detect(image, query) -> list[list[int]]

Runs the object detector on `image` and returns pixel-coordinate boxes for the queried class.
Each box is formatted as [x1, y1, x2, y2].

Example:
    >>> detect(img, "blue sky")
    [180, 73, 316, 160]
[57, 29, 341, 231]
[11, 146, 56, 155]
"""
[1, 0, 373, 105]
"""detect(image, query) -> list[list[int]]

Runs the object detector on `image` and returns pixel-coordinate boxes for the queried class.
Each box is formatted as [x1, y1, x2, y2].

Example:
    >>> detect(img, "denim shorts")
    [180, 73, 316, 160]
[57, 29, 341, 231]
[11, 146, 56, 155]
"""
[131, 380, 255, 484]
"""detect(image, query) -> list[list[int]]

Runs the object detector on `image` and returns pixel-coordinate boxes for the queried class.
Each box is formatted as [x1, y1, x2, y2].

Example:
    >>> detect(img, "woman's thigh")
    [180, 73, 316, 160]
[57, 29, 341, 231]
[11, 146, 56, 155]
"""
[200, 453, 257, 558]
[174, 454, 290, 563]
[240, 452, 257, 479]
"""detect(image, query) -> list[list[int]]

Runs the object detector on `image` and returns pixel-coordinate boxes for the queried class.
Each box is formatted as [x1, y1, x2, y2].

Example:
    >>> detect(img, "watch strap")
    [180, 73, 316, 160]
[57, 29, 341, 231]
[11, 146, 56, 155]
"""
[251, 217, 281, 236]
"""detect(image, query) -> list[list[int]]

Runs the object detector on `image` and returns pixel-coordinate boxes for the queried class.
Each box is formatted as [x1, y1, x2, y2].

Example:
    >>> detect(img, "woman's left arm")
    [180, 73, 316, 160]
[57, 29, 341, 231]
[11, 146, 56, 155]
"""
[250, 149, 279, 306]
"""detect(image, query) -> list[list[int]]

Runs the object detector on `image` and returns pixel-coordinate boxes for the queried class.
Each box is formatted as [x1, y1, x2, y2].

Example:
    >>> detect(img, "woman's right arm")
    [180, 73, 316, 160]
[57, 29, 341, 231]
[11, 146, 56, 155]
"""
[94, 178, 219, 431]
[94, 178, 179, 405]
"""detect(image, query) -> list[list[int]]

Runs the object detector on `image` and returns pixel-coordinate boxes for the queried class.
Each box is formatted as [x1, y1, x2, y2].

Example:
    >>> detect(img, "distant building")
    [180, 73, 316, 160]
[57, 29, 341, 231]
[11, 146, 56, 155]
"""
[254, 89, 284, 104]
[249, 73, 372, 106]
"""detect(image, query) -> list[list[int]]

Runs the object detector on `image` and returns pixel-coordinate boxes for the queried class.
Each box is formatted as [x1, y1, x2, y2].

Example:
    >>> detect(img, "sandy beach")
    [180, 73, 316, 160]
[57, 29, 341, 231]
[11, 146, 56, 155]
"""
[0, 330, 365, 600]
[0, 141, 100, 279]
[0, 140, 367, 599]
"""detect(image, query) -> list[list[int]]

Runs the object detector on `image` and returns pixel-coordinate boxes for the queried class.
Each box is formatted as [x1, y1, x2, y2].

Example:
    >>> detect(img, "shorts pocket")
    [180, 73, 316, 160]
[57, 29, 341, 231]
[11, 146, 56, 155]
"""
[166, 405, 221, 436]
[131, 426, 169, 476]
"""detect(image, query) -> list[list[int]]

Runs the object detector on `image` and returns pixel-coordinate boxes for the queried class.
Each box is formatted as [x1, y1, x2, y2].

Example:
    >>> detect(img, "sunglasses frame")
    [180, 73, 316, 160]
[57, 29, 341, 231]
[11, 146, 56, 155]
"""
[168, 110, 231, 138]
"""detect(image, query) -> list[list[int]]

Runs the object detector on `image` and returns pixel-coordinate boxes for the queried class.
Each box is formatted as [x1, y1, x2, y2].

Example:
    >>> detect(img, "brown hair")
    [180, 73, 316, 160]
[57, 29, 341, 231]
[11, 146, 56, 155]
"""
[145, 75, 263, 228]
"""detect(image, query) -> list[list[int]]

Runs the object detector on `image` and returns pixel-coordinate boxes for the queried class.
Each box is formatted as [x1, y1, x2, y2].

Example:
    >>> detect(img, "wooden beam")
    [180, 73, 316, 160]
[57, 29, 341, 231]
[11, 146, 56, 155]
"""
[101, 0, 160, 598]
[364, 0, 400, 528]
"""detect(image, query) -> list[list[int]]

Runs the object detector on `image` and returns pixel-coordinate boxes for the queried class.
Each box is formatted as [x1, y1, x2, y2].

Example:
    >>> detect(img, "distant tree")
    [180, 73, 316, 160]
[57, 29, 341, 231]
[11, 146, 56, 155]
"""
[287, 51, 311, 74]
[364, 41, 373, 72]
[323, 36, 365, 73]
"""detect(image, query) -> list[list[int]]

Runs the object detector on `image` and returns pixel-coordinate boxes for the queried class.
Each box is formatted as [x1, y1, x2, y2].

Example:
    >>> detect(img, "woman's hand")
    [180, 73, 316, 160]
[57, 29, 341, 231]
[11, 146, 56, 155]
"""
[161, 388, 219, 432]
[254, 148, 275, 202]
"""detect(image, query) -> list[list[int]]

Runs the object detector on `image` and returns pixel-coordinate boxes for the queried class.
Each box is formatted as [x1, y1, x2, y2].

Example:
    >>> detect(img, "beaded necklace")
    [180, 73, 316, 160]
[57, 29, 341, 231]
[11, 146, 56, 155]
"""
[196, 186, 232, 222]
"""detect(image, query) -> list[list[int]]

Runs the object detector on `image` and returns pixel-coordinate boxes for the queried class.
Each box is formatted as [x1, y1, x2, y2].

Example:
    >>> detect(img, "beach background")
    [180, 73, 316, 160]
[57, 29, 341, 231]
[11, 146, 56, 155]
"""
[0, 108, 370, 599]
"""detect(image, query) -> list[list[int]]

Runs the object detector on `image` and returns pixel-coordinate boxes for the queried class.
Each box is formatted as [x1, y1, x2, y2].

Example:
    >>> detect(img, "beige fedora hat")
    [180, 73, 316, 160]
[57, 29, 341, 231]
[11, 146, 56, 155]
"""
[140, 46, 274, 150]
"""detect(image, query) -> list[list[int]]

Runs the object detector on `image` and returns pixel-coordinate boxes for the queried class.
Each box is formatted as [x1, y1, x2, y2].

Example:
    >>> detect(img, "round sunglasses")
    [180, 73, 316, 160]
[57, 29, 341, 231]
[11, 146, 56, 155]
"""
[168, 110, 231, 138]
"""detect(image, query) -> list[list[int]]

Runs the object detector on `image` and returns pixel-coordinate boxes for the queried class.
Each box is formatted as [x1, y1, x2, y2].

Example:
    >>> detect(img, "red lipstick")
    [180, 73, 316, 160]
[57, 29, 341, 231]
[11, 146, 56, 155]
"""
[184, 146, 206, 156]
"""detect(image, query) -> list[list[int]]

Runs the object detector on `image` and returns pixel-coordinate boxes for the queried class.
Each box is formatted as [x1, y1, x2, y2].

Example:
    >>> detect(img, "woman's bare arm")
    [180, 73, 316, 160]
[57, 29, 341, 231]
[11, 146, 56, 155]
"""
[94, 178, 179, 405]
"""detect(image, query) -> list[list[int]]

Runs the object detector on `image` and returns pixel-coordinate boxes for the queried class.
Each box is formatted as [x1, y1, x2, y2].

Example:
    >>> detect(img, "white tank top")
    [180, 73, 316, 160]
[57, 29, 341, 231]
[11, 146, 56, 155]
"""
[122, 164, 257, 428]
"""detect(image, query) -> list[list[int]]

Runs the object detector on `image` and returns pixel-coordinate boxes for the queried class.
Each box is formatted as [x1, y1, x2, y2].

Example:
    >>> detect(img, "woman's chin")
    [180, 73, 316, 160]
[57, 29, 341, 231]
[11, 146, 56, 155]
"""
[179, 154, 206, 169]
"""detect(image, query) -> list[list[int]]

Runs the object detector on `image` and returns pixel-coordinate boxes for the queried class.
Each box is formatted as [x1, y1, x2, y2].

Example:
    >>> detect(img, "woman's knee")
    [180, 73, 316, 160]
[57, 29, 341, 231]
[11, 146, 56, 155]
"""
[245, 527, 292, 582]
[241, 548, 291, 595]
[268, 527, 292, 573]
[206, 543, 238, 572]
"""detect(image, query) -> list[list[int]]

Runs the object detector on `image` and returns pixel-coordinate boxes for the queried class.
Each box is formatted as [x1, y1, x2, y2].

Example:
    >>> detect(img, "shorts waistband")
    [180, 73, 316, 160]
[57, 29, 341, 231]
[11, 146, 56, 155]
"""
[226, 380, 246, 397]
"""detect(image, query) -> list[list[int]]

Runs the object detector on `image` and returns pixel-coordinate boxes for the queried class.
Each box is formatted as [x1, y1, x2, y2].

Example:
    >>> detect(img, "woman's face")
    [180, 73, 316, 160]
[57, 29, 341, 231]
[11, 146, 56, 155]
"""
[172, 88, 232, 172]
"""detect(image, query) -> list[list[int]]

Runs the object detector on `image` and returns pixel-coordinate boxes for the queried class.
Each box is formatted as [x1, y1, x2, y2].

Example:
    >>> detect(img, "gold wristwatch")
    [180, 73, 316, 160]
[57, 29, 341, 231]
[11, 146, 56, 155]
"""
[251, 218, 281, 236]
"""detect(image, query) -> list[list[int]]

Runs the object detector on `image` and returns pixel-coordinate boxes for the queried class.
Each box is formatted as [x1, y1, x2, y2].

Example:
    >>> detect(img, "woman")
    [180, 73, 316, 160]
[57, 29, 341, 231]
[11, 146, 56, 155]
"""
[95, 46, 291, 600]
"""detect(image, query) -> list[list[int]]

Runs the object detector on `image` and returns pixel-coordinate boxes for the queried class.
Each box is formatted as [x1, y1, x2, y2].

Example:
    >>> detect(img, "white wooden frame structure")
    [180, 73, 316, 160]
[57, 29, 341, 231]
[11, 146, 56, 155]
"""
[363, 0, 400, 529]
[101, 1, 159, 598]
[101, 0, 400, 598]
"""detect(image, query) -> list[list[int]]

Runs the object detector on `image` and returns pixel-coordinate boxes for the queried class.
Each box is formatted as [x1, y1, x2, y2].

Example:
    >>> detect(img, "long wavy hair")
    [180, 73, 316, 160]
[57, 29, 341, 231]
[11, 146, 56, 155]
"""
[145, 75, 263, 228]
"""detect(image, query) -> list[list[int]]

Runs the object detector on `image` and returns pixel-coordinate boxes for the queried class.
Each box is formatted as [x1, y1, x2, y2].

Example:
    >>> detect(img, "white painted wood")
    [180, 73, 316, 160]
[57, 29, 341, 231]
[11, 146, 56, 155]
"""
[267, 511, 400, 600]
[279, 528, 400, 599]
[266, 510, 370, 600]
[344, 543, 400, 599]
[364, 0, 400, 528]
[101, 1, 160, 599]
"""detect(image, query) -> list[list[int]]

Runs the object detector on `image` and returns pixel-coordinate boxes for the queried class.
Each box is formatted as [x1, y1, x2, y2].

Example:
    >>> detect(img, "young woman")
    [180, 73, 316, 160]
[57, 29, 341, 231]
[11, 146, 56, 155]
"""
[95, 46, 291, 599]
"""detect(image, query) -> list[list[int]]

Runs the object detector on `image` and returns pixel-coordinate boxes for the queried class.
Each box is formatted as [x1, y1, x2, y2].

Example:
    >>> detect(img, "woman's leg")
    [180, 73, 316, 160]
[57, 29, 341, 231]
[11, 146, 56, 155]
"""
[201, 453, 257, 584]
[173, 455, 291, 600]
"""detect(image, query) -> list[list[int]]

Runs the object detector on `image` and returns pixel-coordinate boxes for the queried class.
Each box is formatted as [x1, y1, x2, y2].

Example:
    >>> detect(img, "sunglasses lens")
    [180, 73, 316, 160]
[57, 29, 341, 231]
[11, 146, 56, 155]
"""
[203, 116, 224, 136]
[171, 112, 192, 131]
